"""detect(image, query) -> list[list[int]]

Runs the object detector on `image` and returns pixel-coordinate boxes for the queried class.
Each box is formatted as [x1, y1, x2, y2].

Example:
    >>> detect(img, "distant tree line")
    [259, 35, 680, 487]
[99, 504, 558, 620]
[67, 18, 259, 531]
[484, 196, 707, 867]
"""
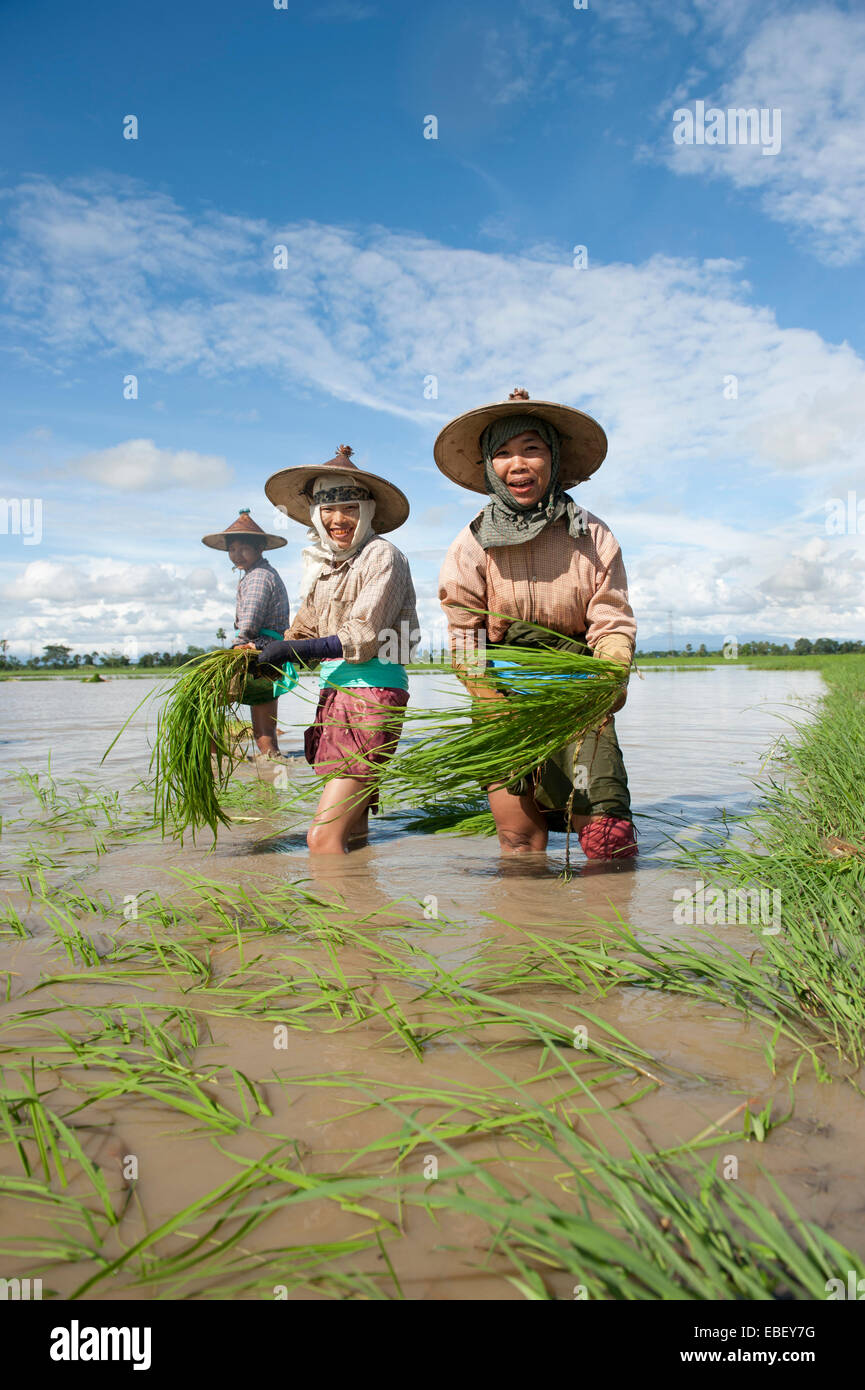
[0, 630, 231, 670]
[637, 638, 864, 657]
[0, 642, 210, 670]
[1, 632, 862, 670]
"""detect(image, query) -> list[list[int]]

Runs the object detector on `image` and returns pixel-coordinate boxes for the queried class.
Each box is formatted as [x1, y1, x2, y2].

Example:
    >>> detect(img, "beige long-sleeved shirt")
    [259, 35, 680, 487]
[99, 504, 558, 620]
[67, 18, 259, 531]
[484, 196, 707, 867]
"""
[438, 512, 636, 666]
[286, 534, 420, 664]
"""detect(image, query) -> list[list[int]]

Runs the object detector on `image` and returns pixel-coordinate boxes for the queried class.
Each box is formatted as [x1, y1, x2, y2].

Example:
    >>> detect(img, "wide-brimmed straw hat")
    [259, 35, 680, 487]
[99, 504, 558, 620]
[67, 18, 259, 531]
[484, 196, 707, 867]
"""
[201, 508, 287, 552]
[434, 388, 607, 494]
[264, 445, 410, 533]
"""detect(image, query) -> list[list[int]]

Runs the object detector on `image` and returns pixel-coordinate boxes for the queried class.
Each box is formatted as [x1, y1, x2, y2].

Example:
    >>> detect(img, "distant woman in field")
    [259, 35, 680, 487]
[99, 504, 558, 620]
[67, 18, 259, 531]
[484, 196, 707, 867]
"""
[201, 509, 291, 760]
[258, 445, 418, 854]
[437, 389, 638, 862]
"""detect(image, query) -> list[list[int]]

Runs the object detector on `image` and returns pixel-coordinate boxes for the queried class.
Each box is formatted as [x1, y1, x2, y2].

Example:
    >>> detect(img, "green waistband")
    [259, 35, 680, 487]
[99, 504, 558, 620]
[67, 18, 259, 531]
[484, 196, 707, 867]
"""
[261, 628, 296, 697]
[319, 657, 408, 691]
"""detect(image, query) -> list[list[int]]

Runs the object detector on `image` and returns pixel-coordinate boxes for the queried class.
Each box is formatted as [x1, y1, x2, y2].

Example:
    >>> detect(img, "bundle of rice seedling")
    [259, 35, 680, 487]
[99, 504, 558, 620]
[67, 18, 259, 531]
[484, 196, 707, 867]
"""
[382, 639, 627, 801]
[151, 648, 254, 838]
[315, 619, 628, 834]
[104, 647, 253, 840]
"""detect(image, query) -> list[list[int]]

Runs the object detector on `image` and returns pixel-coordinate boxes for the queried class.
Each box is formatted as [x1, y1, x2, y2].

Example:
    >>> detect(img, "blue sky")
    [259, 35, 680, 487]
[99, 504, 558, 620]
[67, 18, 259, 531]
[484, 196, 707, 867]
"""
[1, 0, 864, 657]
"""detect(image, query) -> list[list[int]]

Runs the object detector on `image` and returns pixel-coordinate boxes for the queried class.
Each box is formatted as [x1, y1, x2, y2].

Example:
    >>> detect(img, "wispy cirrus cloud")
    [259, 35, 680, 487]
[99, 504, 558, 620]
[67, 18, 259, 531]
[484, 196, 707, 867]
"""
[660, 8, 865, 265]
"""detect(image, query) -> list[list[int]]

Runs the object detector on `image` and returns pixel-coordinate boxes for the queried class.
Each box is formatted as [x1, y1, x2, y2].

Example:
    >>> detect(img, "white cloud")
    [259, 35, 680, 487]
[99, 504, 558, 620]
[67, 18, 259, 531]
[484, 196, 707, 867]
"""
[0, 557, 240, 652]
[662, 9, 865, 264]
[71, 439, 233, 491]
[3, 177, 865, 484]
[4, 558, 215, 605]
[632, 535, 865, 641]
[0, 549, 313, 656]
[2, 175, 865, 647]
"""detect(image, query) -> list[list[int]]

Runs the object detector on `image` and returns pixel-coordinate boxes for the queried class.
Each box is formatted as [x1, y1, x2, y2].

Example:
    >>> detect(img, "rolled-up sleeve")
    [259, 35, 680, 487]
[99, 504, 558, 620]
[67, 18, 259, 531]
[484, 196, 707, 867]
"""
[585, 534, 636, 663]
[286, 597, 319, 641]
[338, 547, 411, 663]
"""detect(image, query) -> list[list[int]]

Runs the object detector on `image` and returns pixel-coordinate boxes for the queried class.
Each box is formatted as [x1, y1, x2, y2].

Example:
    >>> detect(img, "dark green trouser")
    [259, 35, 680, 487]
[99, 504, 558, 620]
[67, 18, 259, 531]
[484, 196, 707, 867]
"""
[239, 674, 279, 707]
[496, 621, 632, 831]
[528, 719, 632, 830]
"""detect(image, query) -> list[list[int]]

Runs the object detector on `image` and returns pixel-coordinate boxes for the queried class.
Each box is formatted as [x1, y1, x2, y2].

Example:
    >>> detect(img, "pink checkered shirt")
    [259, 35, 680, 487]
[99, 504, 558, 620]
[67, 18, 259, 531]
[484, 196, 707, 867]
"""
[438, 512, 636, 665]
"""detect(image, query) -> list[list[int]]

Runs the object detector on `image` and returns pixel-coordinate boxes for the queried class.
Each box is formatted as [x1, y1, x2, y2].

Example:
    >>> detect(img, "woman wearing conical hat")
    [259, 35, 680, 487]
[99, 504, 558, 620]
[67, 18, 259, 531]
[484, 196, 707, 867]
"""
[260, 445, 419, 854]
[201, 508, 290, 760]
[437, 389, 638, 863]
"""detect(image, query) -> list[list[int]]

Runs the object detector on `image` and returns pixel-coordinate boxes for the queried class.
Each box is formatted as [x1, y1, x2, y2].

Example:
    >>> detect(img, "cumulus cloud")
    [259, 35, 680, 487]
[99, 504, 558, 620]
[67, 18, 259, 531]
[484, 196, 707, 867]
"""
[4, 558, 219, 605]
[0, 550, 312, 656]
[632, 534, 865, 642]
[71, 439, 233, 491]
[662, 9, 865, 264]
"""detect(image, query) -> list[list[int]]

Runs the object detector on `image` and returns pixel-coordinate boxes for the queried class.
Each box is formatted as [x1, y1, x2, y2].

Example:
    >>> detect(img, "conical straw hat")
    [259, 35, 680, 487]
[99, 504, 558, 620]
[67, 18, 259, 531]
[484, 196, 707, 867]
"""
[201, 509, 287, 551]
[264, 445, 409, 533]
[434, 388, 607, 494]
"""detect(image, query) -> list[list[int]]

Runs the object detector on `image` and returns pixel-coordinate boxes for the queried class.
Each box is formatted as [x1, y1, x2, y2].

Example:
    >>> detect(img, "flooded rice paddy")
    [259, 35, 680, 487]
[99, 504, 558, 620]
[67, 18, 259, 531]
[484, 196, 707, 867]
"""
[2, 665, 860, 1300]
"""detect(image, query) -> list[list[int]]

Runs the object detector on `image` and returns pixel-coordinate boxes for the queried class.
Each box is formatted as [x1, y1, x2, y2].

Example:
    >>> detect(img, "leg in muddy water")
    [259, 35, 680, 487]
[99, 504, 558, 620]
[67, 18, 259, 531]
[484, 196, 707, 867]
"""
[487, 784, 549, 854]
[308, 777, 373, 853]
[250, 698, 280, 756]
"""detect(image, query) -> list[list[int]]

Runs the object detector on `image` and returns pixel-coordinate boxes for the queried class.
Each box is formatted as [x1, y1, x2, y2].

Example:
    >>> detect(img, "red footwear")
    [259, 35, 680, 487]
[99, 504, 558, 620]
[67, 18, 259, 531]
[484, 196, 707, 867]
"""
[578, 816, 638, 860]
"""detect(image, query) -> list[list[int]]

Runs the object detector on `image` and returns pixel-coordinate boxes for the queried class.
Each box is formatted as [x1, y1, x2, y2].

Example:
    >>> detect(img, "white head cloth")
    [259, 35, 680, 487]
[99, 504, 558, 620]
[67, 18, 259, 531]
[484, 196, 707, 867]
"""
[299, 474, 376, 599]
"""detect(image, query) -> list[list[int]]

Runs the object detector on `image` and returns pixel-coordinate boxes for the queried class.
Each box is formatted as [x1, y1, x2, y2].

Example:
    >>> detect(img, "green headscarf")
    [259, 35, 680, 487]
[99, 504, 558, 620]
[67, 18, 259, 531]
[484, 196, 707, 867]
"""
[470, 414, 589, 550]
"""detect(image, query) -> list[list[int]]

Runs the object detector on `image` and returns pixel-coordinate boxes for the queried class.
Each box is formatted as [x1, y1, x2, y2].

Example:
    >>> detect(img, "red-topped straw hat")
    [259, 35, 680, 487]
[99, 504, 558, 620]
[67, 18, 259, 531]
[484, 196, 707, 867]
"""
[433, 388, 608, 494]
[264, 445, 409, 534]
[201, 508, 287, 551]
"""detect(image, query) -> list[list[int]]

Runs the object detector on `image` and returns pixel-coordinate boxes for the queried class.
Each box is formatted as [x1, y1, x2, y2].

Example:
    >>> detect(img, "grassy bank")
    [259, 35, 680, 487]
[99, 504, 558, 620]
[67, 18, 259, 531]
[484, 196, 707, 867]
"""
[669, 653, 865, 1067]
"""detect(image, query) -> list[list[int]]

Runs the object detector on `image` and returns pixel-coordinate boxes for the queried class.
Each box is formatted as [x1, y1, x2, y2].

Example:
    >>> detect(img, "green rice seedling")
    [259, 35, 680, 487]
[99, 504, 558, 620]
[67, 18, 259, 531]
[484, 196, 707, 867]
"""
[0, 903, 28, 938]
[102, 647, 252, 840]
[269, 616, 628, 832]
[499, 922, 832, 1079]
[392, 796, 498, 837]
[124, 1232, 384, 1301]
[347, 636, 625, 802]
[65, 1141, 396, 1299]
[315, 1045, 857, 1301]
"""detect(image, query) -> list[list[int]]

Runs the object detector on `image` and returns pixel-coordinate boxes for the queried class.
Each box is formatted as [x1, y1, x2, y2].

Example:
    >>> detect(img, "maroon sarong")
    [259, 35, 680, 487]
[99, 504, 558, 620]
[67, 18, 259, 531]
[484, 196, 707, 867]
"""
[304, 685, 409, 812]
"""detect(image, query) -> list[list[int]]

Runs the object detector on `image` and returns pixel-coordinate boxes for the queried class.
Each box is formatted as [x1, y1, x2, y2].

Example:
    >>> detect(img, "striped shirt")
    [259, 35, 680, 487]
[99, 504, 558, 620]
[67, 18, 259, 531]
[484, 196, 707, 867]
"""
[438, 512, 636, 665]
[233, 557, 291, 648]
[287, 535, 419, 665]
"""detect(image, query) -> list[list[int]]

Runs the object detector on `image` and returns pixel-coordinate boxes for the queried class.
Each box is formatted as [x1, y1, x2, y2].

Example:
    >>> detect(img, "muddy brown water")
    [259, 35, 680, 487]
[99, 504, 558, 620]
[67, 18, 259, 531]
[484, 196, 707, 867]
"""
[2, 667, 861, 1299]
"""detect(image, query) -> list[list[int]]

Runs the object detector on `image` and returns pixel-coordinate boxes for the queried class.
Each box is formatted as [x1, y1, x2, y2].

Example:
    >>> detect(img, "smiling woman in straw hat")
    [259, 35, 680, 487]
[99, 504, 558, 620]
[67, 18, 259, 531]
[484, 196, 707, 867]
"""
[201, 508, 290, 760]
[259, 445, 419, 854]
[437, 389, 638, 864]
